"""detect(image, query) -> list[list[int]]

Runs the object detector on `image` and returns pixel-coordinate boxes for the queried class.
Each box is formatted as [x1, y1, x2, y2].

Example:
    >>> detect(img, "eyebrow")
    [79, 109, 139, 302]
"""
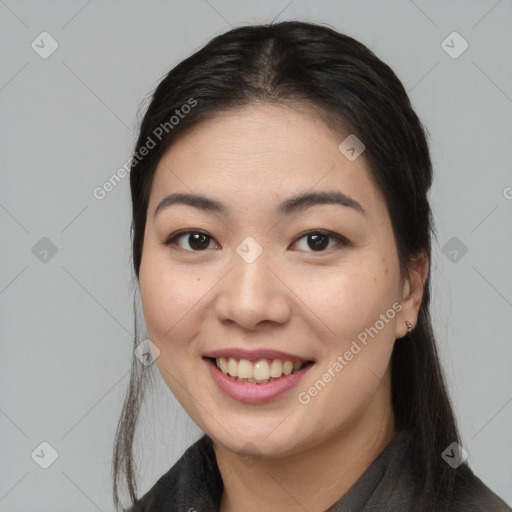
[153, 190, 366, 218]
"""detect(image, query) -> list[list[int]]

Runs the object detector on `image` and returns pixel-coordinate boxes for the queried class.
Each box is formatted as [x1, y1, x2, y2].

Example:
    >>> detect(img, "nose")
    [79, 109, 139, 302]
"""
[214, 246, 291, 330]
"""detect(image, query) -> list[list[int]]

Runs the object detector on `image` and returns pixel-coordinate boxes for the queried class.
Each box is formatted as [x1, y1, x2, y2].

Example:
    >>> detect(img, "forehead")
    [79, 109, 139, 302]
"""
[149, 103, 386, 220]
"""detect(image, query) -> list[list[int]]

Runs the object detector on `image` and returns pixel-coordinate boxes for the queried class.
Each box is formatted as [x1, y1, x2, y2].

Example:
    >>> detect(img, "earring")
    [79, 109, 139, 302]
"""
[406, 321, 413, 333]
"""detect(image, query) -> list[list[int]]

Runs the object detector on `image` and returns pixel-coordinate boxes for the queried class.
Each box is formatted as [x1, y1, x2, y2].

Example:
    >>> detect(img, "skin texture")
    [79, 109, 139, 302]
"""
[138, 103, 428, 512]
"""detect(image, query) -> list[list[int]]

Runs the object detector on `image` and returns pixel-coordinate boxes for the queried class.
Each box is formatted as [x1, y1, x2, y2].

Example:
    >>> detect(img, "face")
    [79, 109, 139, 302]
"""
[138, 103, 415, 458]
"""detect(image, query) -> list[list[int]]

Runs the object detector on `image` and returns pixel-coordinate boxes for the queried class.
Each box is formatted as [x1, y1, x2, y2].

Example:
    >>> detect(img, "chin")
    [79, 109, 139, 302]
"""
[203, 415, 311, 458]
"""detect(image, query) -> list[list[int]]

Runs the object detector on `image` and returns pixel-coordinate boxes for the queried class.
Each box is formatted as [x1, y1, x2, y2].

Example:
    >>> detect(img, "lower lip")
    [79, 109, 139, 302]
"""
[204, 358, 314, 404]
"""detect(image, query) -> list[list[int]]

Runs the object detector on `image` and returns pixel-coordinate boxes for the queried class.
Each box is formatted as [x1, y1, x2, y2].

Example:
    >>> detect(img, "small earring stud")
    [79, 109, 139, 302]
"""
[406, 321, 413, 332]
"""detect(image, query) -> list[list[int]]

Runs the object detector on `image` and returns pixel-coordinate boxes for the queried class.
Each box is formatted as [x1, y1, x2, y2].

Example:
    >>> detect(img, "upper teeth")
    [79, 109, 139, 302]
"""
[216, 357, 305, 382]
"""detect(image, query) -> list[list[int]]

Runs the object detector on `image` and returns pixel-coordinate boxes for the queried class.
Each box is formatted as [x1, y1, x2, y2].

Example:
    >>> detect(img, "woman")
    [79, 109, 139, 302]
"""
[112, 21, 511, 512]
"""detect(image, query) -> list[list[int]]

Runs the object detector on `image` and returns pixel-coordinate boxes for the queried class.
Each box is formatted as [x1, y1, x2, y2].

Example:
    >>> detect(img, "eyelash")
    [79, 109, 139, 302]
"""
[162, 229, 350, 253]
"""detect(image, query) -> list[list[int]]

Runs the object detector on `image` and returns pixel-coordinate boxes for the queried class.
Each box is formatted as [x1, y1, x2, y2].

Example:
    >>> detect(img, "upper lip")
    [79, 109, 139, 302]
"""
[203, 348, 314, 363]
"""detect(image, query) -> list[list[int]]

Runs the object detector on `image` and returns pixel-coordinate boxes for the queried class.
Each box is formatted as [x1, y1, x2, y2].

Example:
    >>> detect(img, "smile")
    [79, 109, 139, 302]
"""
[203, 355, 314, 404]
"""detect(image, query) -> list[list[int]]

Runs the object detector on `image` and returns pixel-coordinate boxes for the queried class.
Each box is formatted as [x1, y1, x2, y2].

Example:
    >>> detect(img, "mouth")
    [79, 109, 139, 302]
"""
[202, 354, 315, 404]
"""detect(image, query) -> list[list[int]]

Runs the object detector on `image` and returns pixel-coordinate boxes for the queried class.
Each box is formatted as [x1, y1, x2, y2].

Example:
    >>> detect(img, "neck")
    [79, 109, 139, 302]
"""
[214, 382, 397, 512]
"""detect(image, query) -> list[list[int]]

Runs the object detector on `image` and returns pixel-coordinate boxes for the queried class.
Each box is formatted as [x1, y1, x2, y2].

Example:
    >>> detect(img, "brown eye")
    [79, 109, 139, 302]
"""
[163, 231, 218, 251]
[293, 230, 348, 252]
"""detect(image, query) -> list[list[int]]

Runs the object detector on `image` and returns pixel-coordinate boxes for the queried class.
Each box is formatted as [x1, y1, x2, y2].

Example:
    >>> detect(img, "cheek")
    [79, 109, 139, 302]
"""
[292, 258, 401, 345]
[294, 264, 399, 432]
[138, 248, 205, 346]
[138, 254, 211, 403]
[305, 259, 400, 397]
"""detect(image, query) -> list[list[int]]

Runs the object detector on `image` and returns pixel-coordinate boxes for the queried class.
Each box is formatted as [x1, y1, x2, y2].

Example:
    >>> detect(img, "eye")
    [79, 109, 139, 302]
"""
[162, 229, 349, 253]
[292, 230, 349, 252]
[163, 230, 219, 251]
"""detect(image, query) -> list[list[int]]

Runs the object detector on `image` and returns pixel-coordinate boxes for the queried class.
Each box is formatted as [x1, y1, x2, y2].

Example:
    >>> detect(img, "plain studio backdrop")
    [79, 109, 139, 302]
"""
[1, 1, 511, 510]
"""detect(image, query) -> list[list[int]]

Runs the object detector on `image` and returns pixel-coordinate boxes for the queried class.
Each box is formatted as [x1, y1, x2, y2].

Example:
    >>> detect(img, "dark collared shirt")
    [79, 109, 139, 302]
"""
[127, 430, 511, 511]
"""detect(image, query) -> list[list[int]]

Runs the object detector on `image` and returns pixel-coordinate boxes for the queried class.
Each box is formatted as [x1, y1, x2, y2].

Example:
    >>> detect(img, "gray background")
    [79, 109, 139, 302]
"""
[1, 0, 511, 510]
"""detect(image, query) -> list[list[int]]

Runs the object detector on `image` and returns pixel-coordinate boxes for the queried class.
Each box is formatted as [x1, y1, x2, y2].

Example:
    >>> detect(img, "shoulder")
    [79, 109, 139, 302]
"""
[448, 464, 511, 512]
[124, 434, 222, 512]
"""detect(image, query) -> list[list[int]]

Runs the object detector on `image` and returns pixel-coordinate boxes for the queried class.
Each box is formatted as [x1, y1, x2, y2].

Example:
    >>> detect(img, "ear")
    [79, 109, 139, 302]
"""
[395, 250, 429, 340]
